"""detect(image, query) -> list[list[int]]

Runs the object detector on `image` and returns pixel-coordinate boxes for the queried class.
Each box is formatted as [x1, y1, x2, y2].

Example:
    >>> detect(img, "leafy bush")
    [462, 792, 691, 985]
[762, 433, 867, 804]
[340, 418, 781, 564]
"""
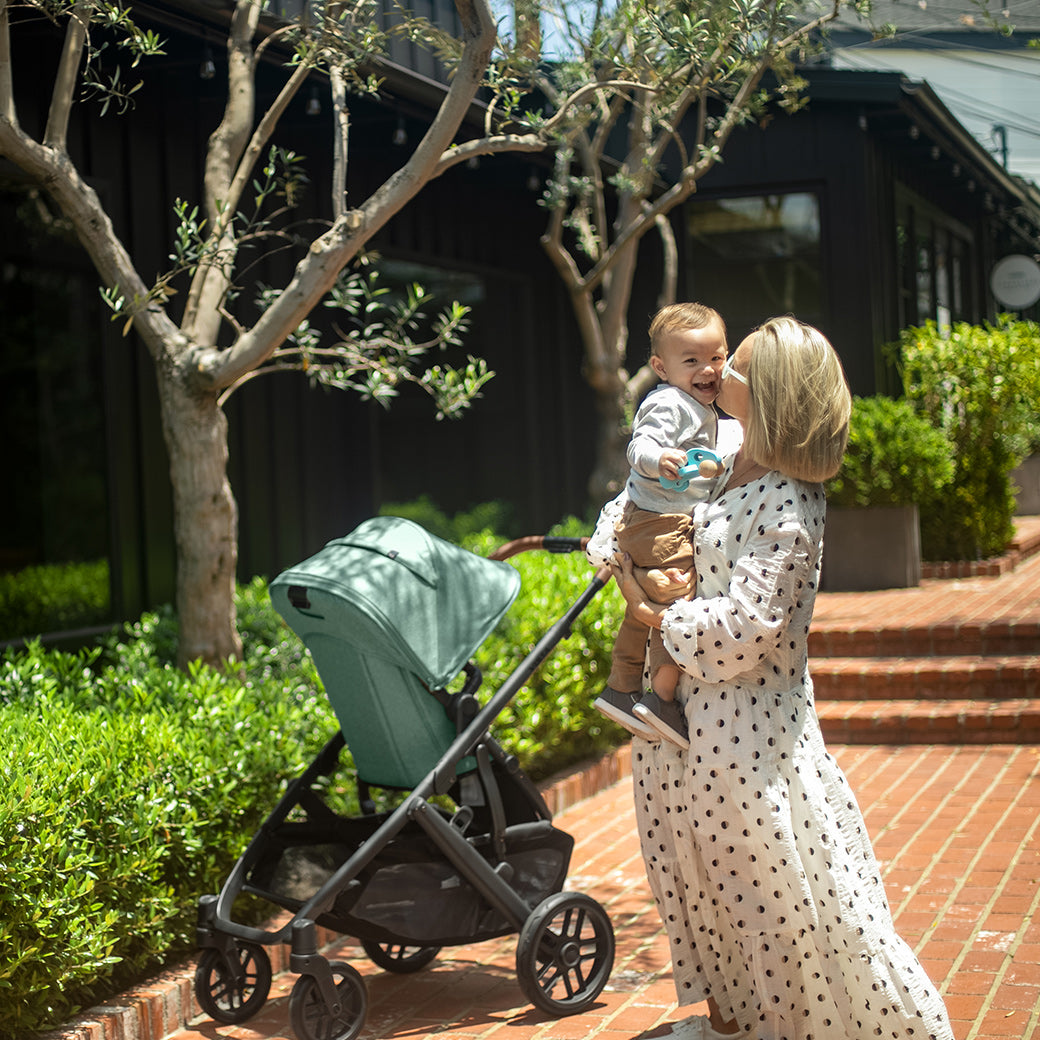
[0, 559, 110, 638]
[896, 317, 1040, 560]
[378, 495, 516, 544]
[825, 395, 954, 509]
[0, 581, 338, 1037]
[464, 517, 628, 779]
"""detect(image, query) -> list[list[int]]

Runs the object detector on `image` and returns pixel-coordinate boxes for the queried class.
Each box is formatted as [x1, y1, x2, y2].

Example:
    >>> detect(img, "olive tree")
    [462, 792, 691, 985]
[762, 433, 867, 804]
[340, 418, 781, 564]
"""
[496, 0, 854, 502]
[0, 0, 544, 667]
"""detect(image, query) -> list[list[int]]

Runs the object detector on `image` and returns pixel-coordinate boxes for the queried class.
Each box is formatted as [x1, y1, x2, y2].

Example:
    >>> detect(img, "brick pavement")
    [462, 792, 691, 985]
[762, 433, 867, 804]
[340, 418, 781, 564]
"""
[59, 744, 1040, 1040]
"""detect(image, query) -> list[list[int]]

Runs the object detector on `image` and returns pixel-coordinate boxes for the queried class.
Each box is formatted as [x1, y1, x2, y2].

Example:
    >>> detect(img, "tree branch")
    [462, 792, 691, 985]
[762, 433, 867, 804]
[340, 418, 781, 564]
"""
[0, 0, 15, 126]
[0, 119, 180, 361]
[44, 0, 88, 151]
[330, 67, 349, 219]
[184, 7, 312, 341]
[191, 0, 500, 391]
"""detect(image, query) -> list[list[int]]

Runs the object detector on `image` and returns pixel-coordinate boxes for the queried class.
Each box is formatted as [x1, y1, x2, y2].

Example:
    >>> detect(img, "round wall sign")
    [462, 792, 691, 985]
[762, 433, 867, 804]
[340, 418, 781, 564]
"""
[990, 254, 1040, 309]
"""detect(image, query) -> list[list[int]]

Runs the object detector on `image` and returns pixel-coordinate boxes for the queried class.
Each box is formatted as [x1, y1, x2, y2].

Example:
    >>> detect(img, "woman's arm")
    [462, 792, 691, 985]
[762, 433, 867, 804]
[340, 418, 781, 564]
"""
[659, 509, 816, 684]
[609, 553, 688, 629]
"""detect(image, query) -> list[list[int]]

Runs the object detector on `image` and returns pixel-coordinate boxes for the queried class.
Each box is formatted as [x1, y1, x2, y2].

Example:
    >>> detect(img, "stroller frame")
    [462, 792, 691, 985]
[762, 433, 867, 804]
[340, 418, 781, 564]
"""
[194, 522, 615, 1040]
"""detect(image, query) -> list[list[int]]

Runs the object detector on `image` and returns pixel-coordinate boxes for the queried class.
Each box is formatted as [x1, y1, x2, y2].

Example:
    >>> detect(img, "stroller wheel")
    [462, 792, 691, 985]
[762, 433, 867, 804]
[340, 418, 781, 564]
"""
[516, 891, 615, 1016]
[289, 960, 367, 1040]
[360, 938, 441, 973]
[194, 942, 272, 1024]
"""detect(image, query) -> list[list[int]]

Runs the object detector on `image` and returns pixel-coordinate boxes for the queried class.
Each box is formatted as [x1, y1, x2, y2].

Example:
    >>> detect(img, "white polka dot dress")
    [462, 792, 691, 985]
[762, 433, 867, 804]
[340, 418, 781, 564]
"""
[631, 473, 954, 1039]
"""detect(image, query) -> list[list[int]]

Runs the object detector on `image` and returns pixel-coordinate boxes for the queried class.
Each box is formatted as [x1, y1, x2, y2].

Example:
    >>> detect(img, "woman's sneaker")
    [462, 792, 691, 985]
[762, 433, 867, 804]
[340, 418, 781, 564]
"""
[633, 692, 690, 750]
[593, 686, 658, 741]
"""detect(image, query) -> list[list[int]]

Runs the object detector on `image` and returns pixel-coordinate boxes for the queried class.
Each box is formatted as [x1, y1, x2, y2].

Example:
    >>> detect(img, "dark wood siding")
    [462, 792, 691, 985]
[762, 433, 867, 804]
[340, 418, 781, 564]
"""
[2, 15, 597, 633]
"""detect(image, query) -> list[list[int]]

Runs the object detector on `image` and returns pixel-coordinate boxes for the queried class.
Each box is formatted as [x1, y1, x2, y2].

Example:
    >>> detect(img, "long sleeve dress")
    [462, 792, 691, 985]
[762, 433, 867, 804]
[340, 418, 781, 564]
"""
[630, 469, 954, 1039]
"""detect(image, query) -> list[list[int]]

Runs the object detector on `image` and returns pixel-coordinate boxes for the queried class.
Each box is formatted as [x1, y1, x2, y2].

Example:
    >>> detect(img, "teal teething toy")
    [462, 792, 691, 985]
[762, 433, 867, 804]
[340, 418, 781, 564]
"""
[659, 447, 723, 491]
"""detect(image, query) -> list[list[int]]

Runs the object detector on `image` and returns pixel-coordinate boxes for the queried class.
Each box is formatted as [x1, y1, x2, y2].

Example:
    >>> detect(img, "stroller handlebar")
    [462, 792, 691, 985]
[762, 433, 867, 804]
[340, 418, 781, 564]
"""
[490, 535, 589, 561]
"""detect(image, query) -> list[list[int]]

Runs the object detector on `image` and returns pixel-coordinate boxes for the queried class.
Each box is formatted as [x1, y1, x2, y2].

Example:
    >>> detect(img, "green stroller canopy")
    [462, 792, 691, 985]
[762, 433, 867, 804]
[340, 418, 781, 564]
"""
[269, 516, 522, 689]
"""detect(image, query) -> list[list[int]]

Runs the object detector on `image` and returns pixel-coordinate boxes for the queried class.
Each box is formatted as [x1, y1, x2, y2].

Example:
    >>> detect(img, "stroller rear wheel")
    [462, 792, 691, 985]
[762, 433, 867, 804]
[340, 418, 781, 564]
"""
[194, 941, 272, 1024]
[361, 938, 441, 973]
[516, 891, 614, 1016]
[289, 960, 367, 1040]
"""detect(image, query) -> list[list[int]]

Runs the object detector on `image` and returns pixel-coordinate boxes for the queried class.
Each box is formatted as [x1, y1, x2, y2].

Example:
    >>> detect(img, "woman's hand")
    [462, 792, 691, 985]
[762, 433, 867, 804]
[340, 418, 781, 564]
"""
[609, 553, 669, 630]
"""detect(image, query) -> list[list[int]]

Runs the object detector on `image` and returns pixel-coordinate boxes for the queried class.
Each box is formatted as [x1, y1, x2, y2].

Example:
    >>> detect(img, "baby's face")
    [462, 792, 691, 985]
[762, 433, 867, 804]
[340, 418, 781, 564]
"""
[650, 321, 727, 407]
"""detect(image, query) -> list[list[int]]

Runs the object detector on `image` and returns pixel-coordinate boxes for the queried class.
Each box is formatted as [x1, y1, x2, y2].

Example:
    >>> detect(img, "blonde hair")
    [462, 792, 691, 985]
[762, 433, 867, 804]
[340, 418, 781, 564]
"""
[742, 317, 851, 483]
[648, 302, 727, 357]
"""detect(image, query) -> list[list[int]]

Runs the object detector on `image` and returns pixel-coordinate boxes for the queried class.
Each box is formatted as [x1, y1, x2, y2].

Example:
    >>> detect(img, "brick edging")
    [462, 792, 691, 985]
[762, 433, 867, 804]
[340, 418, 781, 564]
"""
[46, 744, 634, 1040]
[921, 517, 1040, 580]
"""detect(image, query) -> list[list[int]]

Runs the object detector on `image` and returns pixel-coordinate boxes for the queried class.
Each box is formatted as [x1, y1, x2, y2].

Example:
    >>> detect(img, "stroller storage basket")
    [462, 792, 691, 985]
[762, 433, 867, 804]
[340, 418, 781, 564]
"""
[246, 812, 573, 946]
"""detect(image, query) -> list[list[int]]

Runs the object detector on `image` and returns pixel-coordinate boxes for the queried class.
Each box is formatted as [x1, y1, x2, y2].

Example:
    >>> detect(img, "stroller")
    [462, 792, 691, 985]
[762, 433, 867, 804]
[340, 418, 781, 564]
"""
[194, 516, 616, 1040]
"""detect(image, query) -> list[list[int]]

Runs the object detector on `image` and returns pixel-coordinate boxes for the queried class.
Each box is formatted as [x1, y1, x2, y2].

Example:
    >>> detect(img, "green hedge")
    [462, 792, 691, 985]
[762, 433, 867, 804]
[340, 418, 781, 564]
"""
[0, 559, 110, 637]
[826, 395, 954, 510]
[0, 517, 627, 1036]
[0, 580, 338, 1037]
[897, 317, 1040, 561]
[464, 518, 627, 778]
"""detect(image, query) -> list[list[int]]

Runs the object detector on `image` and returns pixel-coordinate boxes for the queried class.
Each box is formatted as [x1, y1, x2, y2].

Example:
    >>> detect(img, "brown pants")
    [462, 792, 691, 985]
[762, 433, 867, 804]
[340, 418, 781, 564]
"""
[607, 502, 695, 692]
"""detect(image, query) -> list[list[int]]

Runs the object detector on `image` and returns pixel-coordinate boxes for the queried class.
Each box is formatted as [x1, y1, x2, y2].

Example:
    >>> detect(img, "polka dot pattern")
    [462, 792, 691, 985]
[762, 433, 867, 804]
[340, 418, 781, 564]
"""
[631, 475, 954, 1039]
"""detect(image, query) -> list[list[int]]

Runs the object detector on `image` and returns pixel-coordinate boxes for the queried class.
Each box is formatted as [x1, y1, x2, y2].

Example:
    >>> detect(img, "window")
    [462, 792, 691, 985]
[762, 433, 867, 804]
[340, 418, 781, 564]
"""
[895, 187, 972, 330]
[685, 191, 823, 334]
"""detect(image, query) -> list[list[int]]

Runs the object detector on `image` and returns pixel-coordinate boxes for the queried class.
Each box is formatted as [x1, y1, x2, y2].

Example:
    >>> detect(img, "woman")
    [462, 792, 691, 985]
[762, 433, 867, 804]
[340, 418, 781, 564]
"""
[609, 318, 953, 1039]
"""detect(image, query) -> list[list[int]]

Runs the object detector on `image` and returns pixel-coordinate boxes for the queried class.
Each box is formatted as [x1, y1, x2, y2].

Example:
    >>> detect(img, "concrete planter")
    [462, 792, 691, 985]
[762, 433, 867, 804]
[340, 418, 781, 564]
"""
[1012, 453, 1040, 515]
[821, 504, 921, 591]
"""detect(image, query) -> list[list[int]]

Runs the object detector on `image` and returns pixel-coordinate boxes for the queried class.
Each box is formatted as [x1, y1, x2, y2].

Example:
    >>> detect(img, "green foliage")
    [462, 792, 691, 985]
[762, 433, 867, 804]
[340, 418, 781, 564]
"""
[0, 559, 110, 638]
[241, 263, 492, 419]
[463, 517, 630, 779]
[378, 495, 517, 544]
[825, 395, 954, 509]
[896, 317, 1040, 561]
[0, 584, 336, 1037]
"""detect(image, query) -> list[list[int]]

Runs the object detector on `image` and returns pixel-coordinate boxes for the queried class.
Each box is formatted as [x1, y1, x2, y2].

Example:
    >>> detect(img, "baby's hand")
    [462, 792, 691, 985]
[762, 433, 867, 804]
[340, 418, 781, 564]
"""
[658, 449, 688, 481]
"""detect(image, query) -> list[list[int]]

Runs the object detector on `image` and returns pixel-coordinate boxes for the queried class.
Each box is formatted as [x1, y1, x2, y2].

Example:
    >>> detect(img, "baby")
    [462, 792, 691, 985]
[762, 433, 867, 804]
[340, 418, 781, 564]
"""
[592, 302, 726, 748]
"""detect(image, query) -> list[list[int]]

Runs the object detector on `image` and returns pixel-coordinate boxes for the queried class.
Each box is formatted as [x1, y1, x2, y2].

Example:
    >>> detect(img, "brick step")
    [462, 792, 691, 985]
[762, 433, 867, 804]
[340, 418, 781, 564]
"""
[817, 698, 1040, 745]
[808, 621, 1040, 658]
[810, 654, 1040, 700]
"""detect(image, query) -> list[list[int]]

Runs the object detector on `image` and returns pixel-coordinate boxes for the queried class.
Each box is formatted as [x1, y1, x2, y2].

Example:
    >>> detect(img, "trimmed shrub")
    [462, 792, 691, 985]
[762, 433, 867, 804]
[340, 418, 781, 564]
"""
[0, 559, 110, 638]
[0, 582, 338, 1037]
[0, 531, 627, 1035]
[825, 395, 954, 510]
[378, 495, 516, 544]
[464, 517, 628, 778]
[897, 318, 1040, 560]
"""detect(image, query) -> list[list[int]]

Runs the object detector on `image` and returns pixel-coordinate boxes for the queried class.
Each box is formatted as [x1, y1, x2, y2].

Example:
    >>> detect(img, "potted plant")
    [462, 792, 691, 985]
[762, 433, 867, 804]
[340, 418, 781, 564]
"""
[823, 395, 954, 590]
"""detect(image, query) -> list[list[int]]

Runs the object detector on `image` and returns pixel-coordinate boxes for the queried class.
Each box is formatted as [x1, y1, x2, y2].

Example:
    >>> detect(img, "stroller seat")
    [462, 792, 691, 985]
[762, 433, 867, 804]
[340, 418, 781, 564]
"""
[268, 516, 522, 789]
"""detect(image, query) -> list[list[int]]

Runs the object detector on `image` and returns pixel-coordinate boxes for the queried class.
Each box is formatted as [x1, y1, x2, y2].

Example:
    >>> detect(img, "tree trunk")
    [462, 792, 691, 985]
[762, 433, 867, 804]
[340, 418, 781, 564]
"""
[157, 358, 242, 669]
[588, 374, 631, 508]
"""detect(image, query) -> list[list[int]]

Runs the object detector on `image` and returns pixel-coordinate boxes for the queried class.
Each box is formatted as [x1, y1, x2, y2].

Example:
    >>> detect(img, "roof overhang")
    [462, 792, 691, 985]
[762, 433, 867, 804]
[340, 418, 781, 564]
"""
[803, 67, 1040, 249]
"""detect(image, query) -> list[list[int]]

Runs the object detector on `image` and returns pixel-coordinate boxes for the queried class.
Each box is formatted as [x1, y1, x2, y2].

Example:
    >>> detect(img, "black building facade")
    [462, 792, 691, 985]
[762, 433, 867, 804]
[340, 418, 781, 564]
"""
[3, 3, 1038, 644]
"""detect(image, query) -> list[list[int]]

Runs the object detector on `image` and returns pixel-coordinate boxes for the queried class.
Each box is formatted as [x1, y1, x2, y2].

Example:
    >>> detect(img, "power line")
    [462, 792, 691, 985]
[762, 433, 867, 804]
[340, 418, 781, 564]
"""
[833, 51, 1040, 139]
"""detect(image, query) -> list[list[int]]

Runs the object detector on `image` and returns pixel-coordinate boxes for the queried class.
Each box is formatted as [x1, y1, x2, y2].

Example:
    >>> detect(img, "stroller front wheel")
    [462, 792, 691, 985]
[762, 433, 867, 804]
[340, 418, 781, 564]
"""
[194, 942, 272, 1024]
[361, 938, 441, 973]
[516, 891, 615, 1016]
[289, 960, 367, 1040]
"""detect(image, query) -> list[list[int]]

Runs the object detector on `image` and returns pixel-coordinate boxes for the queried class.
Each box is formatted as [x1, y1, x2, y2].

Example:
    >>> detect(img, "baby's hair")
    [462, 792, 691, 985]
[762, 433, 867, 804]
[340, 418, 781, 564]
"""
[743, 316, 852, 483]
[648, 303, 727, 357]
